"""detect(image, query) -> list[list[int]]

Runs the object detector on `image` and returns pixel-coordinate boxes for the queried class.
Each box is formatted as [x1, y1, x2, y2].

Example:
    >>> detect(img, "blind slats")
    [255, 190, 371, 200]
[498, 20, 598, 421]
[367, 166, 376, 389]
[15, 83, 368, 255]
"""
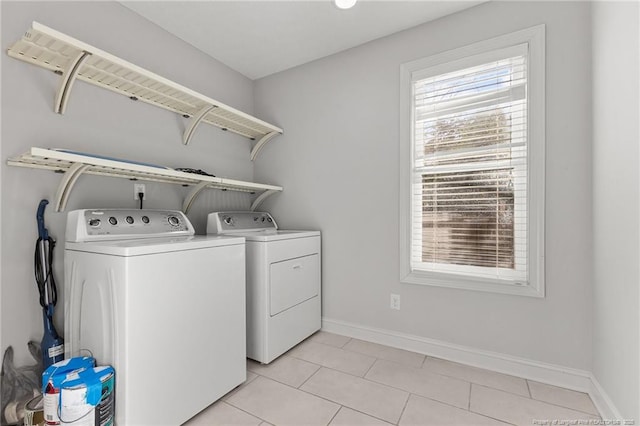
[411, 54, 528, 281]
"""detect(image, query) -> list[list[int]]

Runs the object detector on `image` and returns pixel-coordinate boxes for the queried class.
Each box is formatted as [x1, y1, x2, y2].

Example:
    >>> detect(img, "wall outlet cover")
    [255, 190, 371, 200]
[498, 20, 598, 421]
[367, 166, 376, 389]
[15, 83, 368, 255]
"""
[390, 293, 401, 310]
[134, 183, 146, 200]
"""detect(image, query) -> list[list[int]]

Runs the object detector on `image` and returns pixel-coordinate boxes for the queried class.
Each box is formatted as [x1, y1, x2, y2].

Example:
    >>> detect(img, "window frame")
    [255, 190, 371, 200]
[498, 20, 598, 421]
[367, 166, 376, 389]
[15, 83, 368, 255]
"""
[399, 25, 545, 298]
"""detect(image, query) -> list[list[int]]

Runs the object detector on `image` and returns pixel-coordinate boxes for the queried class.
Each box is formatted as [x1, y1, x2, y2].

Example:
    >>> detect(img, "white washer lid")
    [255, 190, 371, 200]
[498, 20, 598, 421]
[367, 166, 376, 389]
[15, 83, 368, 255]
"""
[65, 235, 245, 256]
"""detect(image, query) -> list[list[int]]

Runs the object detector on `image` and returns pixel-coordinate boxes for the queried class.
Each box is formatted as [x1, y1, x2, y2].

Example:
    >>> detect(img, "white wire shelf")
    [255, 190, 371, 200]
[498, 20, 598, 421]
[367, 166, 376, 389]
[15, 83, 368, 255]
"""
[6, 22, 283, 160]
[7, 148, 282, 213]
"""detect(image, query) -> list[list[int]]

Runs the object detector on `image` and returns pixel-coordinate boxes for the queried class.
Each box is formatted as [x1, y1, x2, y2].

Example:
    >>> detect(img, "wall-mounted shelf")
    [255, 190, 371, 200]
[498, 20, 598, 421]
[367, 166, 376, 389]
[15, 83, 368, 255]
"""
[7, 148, 282, 213]
[6, 22, 283, 160]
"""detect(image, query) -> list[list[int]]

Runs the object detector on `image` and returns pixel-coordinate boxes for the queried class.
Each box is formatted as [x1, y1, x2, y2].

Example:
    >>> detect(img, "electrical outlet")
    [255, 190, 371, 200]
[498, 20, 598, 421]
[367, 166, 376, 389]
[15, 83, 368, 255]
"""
[390, 294, 401, 310]
[134, 183, 146, 200]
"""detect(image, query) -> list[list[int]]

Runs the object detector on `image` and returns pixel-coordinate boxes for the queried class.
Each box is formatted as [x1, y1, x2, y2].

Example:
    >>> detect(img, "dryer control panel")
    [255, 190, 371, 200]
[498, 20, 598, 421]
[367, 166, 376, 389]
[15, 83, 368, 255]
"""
[207, 211, 278, 234]
[66, 209, 194, 242]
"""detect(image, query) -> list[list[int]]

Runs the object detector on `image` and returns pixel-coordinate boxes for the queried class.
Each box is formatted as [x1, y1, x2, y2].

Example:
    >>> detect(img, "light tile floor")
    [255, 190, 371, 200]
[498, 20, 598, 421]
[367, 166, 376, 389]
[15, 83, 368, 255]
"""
[185, 332, 599, 426]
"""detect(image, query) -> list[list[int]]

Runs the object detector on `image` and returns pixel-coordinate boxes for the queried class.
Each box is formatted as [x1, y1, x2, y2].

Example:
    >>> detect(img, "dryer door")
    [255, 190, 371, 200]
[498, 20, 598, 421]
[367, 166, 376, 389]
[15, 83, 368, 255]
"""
[270, 253, 319, 316]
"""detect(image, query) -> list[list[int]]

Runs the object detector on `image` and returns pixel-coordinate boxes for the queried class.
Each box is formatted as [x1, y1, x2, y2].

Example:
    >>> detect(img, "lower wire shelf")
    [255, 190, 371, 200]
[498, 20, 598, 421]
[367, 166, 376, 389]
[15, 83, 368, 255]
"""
[7, 147, 282, 213]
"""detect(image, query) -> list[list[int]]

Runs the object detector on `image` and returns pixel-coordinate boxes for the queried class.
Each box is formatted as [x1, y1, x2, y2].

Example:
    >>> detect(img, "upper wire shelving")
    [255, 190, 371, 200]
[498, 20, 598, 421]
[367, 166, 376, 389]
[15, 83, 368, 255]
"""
[7, 21, 283, 160]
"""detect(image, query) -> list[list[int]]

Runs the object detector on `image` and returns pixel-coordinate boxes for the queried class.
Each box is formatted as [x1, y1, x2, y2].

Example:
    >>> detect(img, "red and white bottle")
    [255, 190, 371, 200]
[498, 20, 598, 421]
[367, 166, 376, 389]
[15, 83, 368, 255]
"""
[43, 381, 60, 425]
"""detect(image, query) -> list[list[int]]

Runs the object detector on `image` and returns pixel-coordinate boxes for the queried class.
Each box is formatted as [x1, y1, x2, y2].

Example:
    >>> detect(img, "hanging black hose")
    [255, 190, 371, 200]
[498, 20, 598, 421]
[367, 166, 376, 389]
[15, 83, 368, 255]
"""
[34, 236, 57, 309]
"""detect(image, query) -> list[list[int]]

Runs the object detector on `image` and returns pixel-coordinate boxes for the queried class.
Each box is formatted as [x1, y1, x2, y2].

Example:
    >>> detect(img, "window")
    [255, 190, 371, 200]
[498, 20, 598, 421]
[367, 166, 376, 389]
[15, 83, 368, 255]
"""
[399, 26, 545, 297]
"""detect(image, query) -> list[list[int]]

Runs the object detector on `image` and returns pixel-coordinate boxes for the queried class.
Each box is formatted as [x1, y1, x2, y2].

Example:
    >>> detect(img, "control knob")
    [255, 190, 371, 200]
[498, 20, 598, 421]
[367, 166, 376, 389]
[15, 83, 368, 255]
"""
[168, 216, 180, 226]
[141, 216, 150, 224]
[89, 219, 101, 227]
[224, 217, 233, 225]
[126, 216, 134, 224]
[108, 217, 118, 225]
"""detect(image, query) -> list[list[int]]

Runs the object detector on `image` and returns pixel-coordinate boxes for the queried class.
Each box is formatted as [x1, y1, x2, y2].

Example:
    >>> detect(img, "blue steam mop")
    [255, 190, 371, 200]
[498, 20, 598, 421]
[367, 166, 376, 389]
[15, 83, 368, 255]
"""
[35, 200, 64, 369]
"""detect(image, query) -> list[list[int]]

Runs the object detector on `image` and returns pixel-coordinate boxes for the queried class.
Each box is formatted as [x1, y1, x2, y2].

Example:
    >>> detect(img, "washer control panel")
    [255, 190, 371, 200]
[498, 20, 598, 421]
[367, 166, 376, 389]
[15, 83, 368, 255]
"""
[66, 209, 194, 242]
[207, 211, 278, 234]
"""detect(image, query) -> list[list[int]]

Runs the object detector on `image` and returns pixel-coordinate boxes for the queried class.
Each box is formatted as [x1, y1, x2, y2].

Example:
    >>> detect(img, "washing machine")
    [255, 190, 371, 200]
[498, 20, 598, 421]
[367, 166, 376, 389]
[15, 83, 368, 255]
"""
[207, 211, 321, 364]
[64, 209, 246, 426]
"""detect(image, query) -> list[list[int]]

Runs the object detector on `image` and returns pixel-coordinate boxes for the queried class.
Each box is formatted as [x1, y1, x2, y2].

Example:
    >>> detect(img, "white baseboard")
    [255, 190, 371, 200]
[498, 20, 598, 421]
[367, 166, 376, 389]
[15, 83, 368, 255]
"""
[322, 317, 622, 420]
[587, 374, 624, 421]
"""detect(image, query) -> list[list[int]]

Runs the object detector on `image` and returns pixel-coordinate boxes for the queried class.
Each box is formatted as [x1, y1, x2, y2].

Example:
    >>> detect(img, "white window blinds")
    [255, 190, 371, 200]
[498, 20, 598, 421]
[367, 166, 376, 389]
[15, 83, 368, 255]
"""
[410, 44, 528, 283]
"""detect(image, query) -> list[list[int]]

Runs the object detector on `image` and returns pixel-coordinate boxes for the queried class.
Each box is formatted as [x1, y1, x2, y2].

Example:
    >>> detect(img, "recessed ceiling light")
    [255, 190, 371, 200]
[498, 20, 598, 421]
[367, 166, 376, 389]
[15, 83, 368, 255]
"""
[334, 0, 357, 10]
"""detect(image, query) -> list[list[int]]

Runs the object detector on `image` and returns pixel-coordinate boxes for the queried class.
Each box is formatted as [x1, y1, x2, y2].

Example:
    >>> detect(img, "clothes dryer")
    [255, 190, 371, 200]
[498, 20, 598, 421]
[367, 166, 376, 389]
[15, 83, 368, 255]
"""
[207, 211, 320, 364]
[65, 209, 246, 425]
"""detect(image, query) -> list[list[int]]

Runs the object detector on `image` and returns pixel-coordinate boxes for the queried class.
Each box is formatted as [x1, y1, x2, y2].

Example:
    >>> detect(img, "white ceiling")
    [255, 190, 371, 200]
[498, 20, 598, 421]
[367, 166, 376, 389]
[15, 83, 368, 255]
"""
[120, 1, 485, 80]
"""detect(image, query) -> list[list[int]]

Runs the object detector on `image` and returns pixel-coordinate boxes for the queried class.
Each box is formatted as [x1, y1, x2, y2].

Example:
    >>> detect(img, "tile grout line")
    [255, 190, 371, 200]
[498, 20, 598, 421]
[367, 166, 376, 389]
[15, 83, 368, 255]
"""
[334, 401, 401, 425]
[354, 352, 405, 423]
[358, 357, 478, 409]
[526, 397, 601, 417]
[419, 355, 428, 369]
[396, 392, 412, 425]
[288, 343, 379, 379]
[433, 368, 525, 383]
[522, 378, 600, 415]
[290, 351, 374, 381]
[322, 333, 593, 413]
[221, 399, 271, 424]
[308, 334, 430, 372]
[221, 372, 259, 402]
[297, 364, 323, 389]
[297, 367, 396, 425]
[468, 384, 519, 426]
[247, 358, 325, 390]
[425, 356, 535, 382]
[310, 333, 352, 350]
[325, 405, 342, 425]
[418, 366, 530, 398]
[294, 339, 378, 367]
[362, 357, 379, 378]
[229, 371, 344, 425]
[243, 364, 585, 425]
[469, 384, 599, 421]
[295, 346, 555, 411]
[338, 337, 352, 348]
[340, 341, 427, 369]
[256, 335, 598, 422]
[360, 373, 471, 412]
[351, 349, 529, 398]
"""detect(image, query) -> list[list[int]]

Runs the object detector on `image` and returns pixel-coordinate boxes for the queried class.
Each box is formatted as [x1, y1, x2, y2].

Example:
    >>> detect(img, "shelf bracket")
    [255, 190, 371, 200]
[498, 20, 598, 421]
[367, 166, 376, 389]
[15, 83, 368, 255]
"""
[54, 162, 90, 212]
[54, 51, 91, 114]
[250, 131, 279, 161]
[250, 190, 278, 212]
[183, 105, 217, 145]
[182, 181, 210, 214]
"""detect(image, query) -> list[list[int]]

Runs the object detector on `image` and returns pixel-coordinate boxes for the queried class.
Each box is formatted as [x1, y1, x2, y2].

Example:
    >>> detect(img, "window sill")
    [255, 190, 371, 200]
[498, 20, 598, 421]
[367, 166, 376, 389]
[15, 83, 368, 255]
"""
[400, 270, 544, 298]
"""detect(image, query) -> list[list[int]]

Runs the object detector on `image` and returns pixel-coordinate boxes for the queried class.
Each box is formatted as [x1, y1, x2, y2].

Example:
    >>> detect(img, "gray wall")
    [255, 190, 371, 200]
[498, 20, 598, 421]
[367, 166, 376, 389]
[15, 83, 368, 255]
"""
[1, 1, 258, 364]
[592, 1, 640, 420]
[4, 2, 638, 418]
[254, 1, 594, 370]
